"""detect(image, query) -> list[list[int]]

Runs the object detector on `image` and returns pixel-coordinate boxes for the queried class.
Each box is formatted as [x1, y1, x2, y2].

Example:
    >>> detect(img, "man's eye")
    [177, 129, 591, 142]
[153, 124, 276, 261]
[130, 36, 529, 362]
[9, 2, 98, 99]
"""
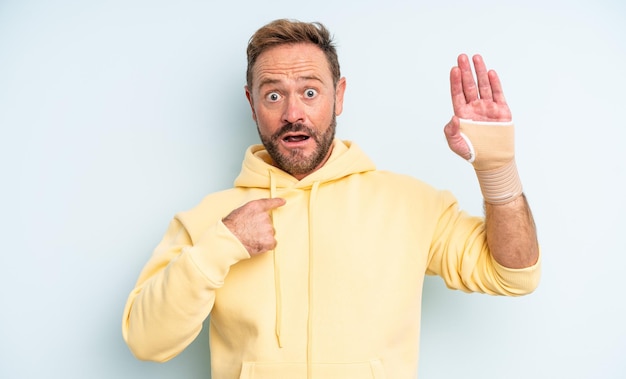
[304, 89, 317, 98]
[266, 92, 281, 102]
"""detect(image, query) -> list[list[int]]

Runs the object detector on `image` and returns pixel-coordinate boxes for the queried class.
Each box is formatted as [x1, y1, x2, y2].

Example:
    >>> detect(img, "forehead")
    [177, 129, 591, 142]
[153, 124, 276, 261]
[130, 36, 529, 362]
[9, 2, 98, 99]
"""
[252, 43, 332, 87]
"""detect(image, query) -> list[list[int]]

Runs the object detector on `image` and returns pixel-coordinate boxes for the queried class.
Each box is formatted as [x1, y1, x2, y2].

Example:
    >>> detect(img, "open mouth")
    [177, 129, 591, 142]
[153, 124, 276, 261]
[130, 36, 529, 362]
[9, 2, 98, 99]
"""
[282, 134, 310, 143]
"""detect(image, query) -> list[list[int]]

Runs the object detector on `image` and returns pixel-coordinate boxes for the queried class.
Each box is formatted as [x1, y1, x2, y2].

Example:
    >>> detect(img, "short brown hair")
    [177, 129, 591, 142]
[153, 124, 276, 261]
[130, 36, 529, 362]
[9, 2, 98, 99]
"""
[246, 19, 341, 88]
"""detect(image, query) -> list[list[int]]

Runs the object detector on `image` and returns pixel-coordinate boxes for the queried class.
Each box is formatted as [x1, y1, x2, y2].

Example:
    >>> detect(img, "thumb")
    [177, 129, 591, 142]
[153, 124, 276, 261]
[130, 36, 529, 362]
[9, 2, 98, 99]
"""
[444, 116, 472, 161]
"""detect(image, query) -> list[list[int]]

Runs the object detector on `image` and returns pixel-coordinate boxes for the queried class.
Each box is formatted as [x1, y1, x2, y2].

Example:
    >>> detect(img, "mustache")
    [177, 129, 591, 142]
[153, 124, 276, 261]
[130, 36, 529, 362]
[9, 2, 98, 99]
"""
[270, 123, 316, 141]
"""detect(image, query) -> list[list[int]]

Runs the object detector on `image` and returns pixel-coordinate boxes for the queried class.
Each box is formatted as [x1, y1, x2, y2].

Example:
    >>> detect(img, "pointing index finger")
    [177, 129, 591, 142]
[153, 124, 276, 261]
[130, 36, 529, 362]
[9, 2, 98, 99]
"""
[257, 197, 286, 211]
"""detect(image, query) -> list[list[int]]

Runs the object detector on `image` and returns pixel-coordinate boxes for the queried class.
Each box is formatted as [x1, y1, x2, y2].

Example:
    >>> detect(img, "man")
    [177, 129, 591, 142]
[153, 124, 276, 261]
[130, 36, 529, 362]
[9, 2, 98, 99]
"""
[123, 19, 540, 379]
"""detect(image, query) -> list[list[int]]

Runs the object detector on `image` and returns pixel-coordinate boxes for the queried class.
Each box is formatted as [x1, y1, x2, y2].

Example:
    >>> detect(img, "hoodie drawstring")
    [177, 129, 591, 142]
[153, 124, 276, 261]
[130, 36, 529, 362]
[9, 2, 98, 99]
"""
[306, 180, 320, 379]
[269, 170, 284, 348]
[269, 167, 322, 378]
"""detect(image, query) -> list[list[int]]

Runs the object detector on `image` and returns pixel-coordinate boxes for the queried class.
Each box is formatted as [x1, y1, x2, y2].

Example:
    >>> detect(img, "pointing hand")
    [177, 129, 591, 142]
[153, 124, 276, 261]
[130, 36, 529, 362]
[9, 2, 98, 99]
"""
[222, 198, 286, 256]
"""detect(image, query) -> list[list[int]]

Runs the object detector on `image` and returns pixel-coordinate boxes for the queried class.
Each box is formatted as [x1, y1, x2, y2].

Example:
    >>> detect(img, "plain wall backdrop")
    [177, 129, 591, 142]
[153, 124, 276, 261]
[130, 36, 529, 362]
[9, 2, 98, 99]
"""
[1, 0, 624, 378]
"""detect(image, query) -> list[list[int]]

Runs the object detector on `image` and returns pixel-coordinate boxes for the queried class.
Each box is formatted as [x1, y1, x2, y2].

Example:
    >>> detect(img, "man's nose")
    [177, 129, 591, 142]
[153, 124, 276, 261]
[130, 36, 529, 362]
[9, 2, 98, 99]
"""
[282, 96, 305, 124]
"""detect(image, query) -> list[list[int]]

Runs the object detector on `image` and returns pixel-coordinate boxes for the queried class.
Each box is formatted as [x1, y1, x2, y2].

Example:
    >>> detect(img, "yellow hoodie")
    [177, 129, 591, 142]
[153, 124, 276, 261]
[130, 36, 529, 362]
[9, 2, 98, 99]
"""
[122, 139, 540, 379]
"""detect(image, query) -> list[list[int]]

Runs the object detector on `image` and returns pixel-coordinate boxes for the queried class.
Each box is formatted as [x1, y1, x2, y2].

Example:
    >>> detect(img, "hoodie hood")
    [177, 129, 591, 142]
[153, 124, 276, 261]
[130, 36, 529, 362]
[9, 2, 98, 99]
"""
[234, 139, 376, 190]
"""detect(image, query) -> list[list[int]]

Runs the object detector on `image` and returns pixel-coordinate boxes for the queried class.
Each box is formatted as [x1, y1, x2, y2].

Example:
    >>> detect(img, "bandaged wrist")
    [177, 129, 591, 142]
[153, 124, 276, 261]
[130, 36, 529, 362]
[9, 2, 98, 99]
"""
[475, 159, 523, 204]
[459, 119, 523, 204]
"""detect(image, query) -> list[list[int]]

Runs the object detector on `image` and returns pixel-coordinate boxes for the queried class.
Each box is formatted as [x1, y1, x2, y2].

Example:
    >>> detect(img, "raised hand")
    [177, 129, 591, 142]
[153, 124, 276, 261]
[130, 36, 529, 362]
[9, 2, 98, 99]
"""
[451, 53, 511, 122]
[444, 54, 512, 160]
[222, 198, 286, 256]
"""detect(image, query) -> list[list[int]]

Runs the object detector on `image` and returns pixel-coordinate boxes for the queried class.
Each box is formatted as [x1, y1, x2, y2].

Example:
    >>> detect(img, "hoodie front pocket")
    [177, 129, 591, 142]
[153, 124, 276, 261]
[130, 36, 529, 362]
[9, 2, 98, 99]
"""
[239, 359, 387, 379]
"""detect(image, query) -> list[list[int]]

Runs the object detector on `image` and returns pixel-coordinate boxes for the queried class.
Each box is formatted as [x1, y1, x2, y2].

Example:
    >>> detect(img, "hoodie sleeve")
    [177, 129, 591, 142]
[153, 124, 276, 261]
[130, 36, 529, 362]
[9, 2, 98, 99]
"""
[426, 190, 541, 296]
[122, 216, 250, 362]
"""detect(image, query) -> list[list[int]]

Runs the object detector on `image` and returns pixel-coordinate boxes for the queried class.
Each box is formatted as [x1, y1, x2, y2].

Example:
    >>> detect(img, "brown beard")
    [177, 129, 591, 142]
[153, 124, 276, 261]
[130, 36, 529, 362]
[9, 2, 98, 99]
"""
[258, 114, 336, 177]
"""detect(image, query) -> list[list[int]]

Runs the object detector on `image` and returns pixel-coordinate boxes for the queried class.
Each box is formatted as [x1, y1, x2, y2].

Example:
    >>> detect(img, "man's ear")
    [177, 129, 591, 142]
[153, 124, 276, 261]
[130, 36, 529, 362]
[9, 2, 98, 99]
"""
[334, 77, 347, 116]
[245, 85, 257, 122]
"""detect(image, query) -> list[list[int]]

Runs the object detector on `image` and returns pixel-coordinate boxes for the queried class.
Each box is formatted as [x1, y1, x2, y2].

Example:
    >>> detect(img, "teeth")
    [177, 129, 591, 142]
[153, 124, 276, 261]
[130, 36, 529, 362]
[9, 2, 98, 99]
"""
[285, 136, 308, 142]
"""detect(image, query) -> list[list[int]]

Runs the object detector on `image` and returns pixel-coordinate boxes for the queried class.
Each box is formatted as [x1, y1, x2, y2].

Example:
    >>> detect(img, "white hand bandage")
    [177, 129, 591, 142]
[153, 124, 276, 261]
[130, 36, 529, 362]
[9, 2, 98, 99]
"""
[459, 119, 523, 204]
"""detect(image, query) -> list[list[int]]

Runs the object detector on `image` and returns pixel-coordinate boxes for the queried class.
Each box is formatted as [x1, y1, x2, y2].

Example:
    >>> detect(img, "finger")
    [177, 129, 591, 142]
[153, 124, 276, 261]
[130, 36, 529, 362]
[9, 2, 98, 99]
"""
[488, 70, 507, 104]
[449, 66, 466, 115]
[255, 197, 286, 211]
[443, 116, 472, 160]
[472, 54, 492, 100]
[458, 54, 478, 103]
[443, 116, 460, 138]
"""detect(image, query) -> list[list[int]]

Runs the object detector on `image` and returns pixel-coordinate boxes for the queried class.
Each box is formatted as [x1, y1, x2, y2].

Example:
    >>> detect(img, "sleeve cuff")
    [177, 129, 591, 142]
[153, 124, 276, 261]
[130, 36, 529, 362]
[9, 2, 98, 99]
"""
[186, 220, 250, 288]
[492, 248, 542, 296]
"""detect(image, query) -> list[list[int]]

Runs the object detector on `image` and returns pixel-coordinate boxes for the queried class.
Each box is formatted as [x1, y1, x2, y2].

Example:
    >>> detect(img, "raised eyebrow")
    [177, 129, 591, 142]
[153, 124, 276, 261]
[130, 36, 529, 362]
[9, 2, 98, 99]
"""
[299, 75, 324, 86]
[257, 75, 324, 90]
[300, 75, 323, 82]
[257, 78, 281, 91]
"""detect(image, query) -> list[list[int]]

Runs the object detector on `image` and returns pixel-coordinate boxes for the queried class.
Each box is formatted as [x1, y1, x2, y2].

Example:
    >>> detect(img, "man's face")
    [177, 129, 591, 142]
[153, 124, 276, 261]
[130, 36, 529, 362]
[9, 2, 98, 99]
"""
[245, 43, 346, 180]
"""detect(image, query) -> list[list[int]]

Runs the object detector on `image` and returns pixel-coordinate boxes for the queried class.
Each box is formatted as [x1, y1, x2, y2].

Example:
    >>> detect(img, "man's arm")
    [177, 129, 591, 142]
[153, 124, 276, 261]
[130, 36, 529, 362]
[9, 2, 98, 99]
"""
[443, 54, 539, 269]
[485, 195, 539, 268]
[123, 217, 249, 361]
[123, 197, 285, 361]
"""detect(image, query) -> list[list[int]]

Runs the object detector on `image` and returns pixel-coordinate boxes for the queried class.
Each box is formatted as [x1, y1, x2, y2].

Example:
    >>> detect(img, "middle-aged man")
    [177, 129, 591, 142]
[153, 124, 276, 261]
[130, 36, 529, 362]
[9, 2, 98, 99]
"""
[123, 18, 541, 379]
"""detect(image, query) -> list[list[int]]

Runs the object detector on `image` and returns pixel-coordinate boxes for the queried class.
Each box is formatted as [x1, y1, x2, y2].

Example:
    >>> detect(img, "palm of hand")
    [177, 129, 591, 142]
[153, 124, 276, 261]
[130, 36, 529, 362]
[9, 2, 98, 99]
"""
[444, 54, 512, 159]
[455, 94, 512, 122]
[451, 54, 511, 122]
